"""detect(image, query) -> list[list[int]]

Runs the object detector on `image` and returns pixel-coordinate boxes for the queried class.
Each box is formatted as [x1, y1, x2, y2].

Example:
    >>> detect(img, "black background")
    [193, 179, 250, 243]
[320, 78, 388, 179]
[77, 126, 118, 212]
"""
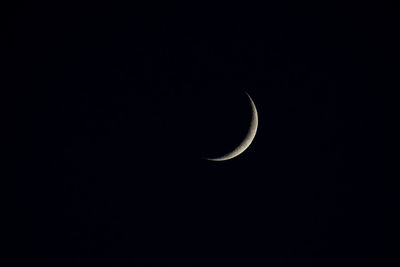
[6, 2, 397, 266]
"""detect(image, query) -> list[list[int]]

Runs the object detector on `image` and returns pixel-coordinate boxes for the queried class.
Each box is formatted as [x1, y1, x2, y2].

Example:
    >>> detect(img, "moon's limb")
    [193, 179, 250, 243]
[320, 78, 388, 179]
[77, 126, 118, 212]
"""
[206, 92, 258, 161]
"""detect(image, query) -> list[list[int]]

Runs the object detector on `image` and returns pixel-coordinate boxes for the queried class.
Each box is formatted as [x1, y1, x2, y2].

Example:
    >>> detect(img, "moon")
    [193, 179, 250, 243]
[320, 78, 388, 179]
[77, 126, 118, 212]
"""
[206, 92, 258, 161]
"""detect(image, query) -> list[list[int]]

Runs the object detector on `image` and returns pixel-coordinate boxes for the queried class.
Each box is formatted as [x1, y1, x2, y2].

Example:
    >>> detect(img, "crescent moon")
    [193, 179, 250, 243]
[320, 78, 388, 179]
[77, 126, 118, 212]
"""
[206, 92, 258, 161]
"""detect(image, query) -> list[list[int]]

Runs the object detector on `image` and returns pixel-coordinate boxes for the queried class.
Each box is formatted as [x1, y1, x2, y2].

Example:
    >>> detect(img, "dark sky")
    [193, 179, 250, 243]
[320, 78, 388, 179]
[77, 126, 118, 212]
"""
[7, 2, 396, 266]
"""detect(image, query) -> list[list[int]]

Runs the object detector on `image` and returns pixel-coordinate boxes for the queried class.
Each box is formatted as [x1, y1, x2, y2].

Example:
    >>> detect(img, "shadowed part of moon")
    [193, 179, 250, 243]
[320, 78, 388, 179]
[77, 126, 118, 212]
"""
[206, 92, 258, 161]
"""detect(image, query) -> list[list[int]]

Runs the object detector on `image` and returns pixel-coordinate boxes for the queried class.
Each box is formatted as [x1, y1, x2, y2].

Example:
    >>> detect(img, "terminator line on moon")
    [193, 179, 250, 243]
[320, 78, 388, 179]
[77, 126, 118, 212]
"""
[206, 92, 258, 161]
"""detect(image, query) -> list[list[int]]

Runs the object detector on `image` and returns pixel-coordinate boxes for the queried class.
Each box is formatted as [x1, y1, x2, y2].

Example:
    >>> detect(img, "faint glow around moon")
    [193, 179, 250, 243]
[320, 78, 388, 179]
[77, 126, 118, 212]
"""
[206, 92, 258, 161]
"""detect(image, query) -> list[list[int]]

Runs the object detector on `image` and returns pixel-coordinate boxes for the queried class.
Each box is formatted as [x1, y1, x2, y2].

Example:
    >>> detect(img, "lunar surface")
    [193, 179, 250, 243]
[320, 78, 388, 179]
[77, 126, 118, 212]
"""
[206, 92, 258, 161]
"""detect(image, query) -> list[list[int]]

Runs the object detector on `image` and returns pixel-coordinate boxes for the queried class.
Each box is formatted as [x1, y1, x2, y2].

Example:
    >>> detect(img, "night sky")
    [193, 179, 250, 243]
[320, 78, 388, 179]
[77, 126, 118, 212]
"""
[7, 2, 396, 266]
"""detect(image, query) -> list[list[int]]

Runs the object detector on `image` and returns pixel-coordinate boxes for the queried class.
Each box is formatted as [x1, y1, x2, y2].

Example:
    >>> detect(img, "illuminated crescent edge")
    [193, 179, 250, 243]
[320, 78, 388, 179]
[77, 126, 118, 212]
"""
[206, 92, 258, 161]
